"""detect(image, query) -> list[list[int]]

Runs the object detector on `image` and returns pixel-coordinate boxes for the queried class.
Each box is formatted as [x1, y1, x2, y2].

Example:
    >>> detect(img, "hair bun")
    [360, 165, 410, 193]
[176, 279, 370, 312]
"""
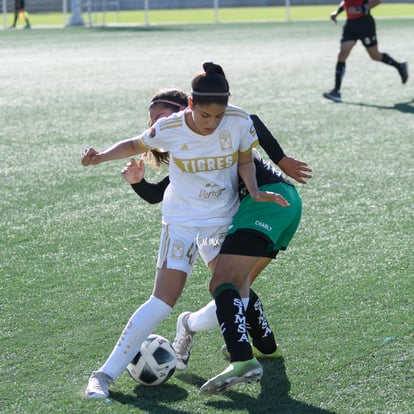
[202, 62, 225, 77]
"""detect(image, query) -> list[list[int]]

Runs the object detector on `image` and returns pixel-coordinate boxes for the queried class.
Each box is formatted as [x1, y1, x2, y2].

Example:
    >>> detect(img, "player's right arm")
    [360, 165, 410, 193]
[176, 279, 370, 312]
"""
[330, 0, 344, 22]
[81, 138, 145, 166]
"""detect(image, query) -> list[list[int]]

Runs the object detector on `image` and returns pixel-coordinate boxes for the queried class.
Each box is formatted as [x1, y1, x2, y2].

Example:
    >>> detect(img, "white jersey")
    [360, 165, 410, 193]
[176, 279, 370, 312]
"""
[137, 104, 258, 227]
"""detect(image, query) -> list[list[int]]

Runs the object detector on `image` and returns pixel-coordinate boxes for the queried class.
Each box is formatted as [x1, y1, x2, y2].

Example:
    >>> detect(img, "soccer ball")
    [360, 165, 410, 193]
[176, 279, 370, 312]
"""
[127, 334, 176, 386]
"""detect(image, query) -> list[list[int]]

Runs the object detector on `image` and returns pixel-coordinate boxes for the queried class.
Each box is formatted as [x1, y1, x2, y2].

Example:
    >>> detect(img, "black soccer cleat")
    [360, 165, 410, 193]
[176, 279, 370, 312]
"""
[323, 89, 342, 103]
[398, 62, 409, 84]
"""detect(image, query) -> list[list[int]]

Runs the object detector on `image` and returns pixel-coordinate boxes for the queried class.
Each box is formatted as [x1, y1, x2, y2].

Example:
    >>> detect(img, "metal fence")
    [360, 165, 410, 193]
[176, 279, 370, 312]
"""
[2, 0, 411, 13]
[2, 0, 412, 29]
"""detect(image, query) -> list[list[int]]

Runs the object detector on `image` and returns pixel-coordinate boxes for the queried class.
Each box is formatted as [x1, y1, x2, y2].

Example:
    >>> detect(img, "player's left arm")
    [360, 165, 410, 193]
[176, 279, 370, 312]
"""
[130, 177, 169, 204]
[238, 151, 289, 207]
[330, 0, 344, 22]
[250, 114, 312, 184]
[277, 156, 313, 184]
[120, 157, 168, 204]
[366, 0, 380, 11]
[250, 114, 285, 164]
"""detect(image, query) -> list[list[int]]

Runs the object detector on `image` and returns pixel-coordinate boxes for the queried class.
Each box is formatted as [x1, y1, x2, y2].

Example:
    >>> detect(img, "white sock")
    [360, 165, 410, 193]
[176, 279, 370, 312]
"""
[187, 296, 249, 332]
[99, 295, 172, 380]
[187, 299, 218, 331]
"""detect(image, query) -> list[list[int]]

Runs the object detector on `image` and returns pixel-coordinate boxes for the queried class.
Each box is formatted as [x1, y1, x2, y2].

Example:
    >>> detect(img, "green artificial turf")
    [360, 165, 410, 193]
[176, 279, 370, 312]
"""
[1, 18, 413, 414]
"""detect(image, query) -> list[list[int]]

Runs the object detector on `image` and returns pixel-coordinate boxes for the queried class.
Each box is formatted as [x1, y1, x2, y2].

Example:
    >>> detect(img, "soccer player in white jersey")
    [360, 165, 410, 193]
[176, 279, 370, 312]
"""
[124, 90, 303, 395]
[124, 89, 312, 375]
[81, 62, 289, 399]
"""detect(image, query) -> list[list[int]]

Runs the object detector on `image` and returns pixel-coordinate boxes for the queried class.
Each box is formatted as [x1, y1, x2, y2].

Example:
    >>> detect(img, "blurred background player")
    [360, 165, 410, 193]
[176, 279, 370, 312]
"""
[323, 0, 408, 103]
[10, 0, 31, 29]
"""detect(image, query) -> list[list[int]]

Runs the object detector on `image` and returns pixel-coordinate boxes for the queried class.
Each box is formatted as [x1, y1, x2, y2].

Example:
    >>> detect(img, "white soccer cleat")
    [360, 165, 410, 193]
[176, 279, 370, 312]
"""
[172, 311, 195, 370]
[85, 371, 113, 399]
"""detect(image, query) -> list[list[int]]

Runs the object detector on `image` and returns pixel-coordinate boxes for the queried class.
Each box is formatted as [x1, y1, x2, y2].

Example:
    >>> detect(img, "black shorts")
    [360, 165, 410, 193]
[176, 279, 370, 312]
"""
[219, 229, 280, 259]
[15, 0, 25, 10]
[341, 15, 378, 48]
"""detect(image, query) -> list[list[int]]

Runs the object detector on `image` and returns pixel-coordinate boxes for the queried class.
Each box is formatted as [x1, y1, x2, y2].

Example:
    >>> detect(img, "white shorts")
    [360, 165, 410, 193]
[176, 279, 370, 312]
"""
[156, 223, 229, 274]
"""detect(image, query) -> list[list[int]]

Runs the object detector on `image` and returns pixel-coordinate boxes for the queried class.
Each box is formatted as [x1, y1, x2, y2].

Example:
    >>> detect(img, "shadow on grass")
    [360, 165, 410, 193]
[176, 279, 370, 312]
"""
[180, 358, 337, 414]
[109, 358, 337, 413]
[110, 382, 192, 413]
[343, 98, 414, 114]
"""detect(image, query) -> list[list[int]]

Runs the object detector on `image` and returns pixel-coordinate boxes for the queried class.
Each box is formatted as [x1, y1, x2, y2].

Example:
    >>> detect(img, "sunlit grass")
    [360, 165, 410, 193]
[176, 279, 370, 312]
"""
[1, 18, 413, 414]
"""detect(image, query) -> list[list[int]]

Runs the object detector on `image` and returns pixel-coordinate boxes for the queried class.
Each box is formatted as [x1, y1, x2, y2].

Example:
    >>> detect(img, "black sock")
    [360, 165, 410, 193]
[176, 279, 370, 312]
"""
[246, 289, 277, 354]
[335, 61, 346, 91]
[214, 283, 253, 362]
[382, 53, 401, 69]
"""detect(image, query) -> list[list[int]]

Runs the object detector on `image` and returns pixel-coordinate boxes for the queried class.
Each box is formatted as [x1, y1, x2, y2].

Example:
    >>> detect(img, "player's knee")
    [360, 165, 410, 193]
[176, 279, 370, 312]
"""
[367, 48, 381, 61]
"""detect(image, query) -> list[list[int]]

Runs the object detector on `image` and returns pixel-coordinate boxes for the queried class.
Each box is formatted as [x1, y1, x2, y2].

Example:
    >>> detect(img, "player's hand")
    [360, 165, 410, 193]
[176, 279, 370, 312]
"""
[278, 155, 313, 184]
[251, 191, 290, 207]
[121, 157, 145, 184]
[81, 147, 100, 166]
[330, 12, 338, 23]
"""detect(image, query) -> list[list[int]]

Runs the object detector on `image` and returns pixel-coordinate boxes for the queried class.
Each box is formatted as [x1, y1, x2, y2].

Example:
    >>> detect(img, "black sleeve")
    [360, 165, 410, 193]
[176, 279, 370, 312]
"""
[130, 176, 170, 204]
[250, 114, 285, 164]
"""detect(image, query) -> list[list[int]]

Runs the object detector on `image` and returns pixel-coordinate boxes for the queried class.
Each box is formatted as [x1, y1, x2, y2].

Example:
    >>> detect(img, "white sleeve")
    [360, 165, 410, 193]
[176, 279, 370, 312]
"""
[239, 116, 259, 154]
[138, 123, 166, 152]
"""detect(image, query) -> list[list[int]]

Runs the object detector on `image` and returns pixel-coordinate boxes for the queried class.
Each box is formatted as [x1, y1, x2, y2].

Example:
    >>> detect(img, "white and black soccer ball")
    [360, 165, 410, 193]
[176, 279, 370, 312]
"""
[127, 334, 176, 386]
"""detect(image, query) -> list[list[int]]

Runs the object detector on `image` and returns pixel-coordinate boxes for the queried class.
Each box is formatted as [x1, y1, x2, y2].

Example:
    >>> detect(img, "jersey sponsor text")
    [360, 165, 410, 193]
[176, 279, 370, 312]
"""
[173, 152, 237, 173]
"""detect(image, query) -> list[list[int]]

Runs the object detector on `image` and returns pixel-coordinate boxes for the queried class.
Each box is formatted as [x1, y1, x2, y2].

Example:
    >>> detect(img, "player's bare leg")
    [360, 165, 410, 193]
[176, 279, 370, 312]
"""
[324, 40, 356, 102]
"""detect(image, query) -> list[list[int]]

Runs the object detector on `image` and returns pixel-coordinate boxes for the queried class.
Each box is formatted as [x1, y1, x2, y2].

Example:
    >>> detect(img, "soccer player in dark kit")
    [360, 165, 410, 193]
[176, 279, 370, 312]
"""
[323, 0, 408, 103]
[10, 0, 31, 29]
